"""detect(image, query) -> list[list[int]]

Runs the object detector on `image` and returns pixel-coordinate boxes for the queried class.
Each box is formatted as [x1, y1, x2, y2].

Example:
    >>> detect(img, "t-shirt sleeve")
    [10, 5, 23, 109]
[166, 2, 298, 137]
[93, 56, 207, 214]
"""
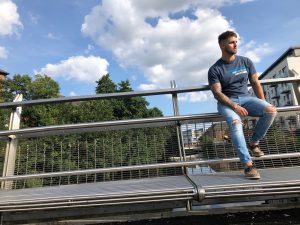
[246, 57, 257, 76]
[208, 67, 220, 86]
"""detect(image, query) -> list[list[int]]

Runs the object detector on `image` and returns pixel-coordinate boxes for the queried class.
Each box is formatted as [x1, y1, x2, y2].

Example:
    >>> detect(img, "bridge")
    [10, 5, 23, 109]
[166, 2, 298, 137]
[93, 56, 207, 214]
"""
[0, 78, 300, 224]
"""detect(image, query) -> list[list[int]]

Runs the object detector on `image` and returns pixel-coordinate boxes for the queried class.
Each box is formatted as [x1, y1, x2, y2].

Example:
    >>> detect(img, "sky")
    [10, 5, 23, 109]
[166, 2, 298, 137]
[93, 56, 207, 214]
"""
[0, 0, 300, 116]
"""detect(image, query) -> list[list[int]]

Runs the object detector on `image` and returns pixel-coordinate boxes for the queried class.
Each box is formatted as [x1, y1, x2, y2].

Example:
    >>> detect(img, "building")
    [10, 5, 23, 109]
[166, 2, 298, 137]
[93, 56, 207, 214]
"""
[0, 69, 9, 81]
[259, 46, 300, 107]
[182, 128, 203, 146]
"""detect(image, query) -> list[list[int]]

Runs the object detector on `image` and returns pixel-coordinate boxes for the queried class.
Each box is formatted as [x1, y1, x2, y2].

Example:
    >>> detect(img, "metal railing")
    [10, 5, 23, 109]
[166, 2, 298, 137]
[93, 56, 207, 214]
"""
[0, 77, 300, 190]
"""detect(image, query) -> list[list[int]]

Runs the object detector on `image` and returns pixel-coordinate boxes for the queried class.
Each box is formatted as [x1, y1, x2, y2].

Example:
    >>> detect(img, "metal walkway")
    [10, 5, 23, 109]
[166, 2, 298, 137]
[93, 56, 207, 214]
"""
[1, 167, 299, 212]
[0, 167, 299, 223]
[190, 166, 300, 203]
[0, 175, 196, 212]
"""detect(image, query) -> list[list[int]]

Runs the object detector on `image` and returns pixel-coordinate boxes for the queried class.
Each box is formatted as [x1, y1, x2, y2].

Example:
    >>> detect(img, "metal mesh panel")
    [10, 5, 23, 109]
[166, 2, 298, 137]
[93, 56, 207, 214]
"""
[11, 125, 183, 189]
[2, 108, 300, 190]
[181, 110, 300, 173]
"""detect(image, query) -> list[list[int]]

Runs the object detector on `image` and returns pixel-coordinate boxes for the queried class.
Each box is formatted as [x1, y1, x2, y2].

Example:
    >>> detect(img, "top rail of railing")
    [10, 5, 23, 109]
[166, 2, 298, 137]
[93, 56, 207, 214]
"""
[0, 77, 299, 109]
[0, 105, 299, 140]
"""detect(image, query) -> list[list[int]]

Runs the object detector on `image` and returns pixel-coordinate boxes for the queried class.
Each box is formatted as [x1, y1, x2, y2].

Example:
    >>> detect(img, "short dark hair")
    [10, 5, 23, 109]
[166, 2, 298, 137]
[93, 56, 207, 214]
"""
[218, 31, 237, 44]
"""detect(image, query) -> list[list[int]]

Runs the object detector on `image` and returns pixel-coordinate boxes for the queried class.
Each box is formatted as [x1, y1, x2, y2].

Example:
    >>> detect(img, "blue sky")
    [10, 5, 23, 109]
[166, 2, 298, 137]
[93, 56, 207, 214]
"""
[1, 0, 300, 116]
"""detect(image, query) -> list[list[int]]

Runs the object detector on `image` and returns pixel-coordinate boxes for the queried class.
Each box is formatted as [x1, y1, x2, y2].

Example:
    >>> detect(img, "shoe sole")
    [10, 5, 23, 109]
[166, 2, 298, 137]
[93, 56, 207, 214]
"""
[252, 152, 264, 157]
[245, 175, 261, 179]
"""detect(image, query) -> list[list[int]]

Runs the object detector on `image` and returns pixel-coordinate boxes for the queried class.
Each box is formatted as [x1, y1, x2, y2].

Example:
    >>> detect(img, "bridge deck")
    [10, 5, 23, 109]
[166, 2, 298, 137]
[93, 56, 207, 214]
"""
[0, 168, 299, 223]
[189, 166, 300, 202]
[0, 175, 196, 212]
[1, 167, 299, 212]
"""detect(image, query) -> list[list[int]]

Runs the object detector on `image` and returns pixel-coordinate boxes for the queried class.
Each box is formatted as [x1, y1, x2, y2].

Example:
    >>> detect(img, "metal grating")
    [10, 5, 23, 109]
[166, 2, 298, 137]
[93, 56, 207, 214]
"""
[181, 110, 300, 173]
[1, 108, 300, 190]
[0, 175, 196, 212]
[10, 125, 183, 189]
[189, 167, 300, 201]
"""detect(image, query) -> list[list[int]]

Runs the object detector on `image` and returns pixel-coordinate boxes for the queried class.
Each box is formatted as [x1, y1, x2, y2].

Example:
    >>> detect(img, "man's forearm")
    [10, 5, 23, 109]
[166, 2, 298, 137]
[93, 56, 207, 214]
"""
[252, 83, 265, 100]
[250, 74, 265, 100]
[213, 91, 237, 110]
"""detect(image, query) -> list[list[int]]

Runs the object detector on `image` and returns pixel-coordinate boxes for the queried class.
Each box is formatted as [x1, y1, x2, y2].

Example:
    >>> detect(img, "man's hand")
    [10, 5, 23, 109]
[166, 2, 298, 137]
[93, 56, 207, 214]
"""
[234, 105, 248, 116]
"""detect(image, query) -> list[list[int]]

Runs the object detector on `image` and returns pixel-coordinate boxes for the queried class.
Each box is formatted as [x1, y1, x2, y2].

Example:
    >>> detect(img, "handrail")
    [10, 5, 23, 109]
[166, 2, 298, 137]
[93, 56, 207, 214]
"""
[0, 77, 299, 109]
[0, 105, 299, 140]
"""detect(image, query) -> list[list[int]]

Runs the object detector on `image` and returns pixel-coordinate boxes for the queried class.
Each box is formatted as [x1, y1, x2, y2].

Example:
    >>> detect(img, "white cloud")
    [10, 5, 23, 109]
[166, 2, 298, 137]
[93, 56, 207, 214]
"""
[82, 1, 232, 87]
[0, 0, 23, 36]
[178, 92, 211, 102]
[82, 0, 271, 102]
[84, 44, 94, 54]
[0, 46, 8, 59]
[46, 32, 60, 40]
[240, 40, 273, 63]
[28, 12, 39, 24]
[239, 0, 255, 3]
[139, 83, 158, 90]
[69, 91, 77, 96]
[36, 55, 109, 83]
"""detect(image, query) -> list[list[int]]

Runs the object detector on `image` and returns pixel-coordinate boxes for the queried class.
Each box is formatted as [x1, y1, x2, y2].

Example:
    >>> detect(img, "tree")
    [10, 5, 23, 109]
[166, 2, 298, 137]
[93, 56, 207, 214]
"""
[1, 73, 173, 187]
[30, 74, 60, 99]
[95, 74, 116, 94]
[0, 74, 65, 185]
[95, 76, 163, 119]
[0, 74, 32, 101]
[0, 74, 61, 127]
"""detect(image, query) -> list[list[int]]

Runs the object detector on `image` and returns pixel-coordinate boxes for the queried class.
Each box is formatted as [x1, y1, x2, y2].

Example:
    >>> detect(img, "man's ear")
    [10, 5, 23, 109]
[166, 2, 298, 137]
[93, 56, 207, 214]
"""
[219, 42, 225, 49]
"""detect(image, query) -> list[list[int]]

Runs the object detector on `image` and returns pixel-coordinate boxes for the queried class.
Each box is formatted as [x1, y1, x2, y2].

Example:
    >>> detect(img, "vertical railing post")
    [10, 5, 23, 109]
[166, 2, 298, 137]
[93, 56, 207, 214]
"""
[170, 80, 186, 162]
[1, 94, 23, 189]
[170, 80, 191, 210]
[289, 70, 300, 105]
[292, 83, 300, 106]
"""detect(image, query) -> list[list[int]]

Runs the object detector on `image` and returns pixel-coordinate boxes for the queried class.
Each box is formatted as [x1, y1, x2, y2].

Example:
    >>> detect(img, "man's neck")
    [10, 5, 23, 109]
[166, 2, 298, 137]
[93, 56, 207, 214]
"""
[221, 54, 236, 63]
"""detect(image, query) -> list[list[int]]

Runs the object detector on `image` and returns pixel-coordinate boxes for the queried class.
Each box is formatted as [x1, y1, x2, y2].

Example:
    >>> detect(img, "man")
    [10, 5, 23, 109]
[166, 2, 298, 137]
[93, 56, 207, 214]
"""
[208, 30, 277, 179]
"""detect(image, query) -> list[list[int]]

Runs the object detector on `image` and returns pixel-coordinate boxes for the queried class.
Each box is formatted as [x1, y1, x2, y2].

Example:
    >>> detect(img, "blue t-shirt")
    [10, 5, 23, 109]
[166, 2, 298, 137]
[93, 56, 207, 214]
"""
[208, 55, 256, 98]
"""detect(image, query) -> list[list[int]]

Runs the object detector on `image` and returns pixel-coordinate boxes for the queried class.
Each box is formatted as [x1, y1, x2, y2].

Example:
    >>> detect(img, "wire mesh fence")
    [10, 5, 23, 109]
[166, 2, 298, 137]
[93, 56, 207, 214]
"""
[1, 109, 300, 190]
[181, 110, 300, 173]
[9, 125, 183, 189]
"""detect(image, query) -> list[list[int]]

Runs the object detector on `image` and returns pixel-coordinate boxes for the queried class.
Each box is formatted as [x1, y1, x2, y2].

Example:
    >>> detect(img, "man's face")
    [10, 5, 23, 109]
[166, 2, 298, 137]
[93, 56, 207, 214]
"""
[220, 36, 238, 55]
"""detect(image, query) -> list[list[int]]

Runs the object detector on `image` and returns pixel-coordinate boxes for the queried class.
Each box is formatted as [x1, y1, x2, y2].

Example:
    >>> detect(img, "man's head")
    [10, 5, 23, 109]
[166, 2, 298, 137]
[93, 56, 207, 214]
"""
[218, 30, 238, 56]
[218, 31, 237, 44]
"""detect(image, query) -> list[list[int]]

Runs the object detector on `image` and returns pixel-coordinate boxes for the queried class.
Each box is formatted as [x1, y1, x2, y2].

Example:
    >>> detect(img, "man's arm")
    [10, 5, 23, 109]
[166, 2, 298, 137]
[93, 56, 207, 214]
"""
[210, 83, 248, 116]
[210, 83, 237, 109]
[249, 73, 265, 100]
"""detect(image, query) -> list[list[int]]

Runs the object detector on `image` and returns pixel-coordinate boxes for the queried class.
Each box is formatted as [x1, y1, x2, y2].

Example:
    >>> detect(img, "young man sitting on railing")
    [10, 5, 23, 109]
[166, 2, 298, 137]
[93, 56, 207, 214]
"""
[208, 30, 277, 179]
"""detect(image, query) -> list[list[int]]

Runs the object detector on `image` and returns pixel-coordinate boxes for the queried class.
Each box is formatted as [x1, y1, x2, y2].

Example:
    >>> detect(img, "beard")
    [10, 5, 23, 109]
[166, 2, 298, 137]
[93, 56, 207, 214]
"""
[224, 46, 237, 55]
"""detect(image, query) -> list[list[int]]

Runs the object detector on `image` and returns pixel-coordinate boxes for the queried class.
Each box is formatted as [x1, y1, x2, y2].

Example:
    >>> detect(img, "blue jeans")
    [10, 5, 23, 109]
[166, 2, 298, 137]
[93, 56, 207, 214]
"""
[218, 95, 276, 164]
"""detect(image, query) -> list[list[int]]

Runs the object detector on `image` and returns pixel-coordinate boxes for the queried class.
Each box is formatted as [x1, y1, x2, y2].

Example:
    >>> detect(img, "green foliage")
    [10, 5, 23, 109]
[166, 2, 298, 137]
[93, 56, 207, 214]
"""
[30, 74, 60, 99]
[1, 72, 175, 188]
[199, 134, 214, 145]
[95, 74, 117, 94]
[95, 74, 163, 119]
[0, 74, 32, 101]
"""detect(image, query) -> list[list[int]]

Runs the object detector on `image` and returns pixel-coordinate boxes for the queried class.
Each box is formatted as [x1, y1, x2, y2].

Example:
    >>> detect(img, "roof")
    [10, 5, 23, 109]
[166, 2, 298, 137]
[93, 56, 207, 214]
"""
[259, 46, 300, 80]
[0, 69, 9, 76]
